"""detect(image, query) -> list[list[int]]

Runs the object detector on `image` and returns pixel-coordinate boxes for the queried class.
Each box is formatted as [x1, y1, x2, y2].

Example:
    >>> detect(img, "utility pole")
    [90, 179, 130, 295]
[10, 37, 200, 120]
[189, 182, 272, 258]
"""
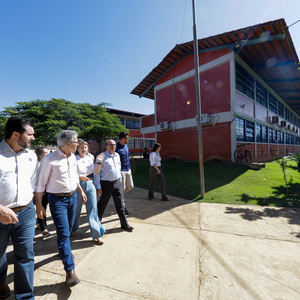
[192, 0, 205, 198]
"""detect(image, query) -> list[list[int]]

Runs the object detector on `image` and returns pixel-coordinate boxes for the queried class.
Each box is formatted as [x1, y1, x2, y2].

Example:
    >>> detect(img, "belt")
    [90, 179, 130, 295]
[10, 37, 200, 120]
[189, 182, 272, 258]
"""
[11, 200, 33, 213]
[101, 179, 118, 184]
[49, 191, 76, 197]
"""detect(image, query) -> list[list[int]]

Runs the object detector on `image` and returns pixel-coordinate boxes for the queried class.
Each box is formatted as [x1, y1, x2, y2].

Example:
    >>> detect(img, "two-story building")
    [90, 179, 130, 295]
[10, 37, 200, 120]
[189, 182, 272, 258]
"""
[131, 18, 300, 162]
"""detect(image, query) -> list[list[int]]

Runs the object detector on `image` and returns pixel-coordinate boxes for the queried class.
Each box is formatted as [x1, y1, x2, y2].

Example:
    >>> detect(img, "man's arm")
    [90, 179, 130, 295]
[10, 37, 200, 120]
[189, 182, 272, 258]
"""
[35, 192, 46, 219]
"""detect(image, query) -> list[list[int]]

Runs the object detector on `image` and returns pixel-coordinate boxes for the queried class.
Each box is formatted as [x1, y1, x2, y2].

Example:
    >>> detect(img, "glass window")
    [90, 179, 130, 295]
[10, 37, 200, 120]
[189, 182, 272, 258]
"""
[144, 140, 155, 149]
[278, 131, 284, 144]
[278, 101, 284, 118]
[285, 133, 290, 144]
[291, 135, 295, 145]
[245, 120, 254, 142]
[285, 107, 290, 122]
[236, 117, 245, 141]
[256, 124, 262, 142]
[262, 126, 267, 143]
[269, 128, 277, 144]
[236, 63, 255, 99]
[256, 82, 267, 108]
[269, 94, 277, 114]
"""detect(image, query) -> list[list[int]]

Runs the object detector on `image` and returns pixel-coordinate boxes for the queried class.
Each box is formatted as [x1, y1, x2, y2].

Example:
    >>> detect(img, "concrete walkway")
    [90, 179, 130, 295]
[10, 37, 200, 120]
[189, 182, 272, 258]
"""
[6, 187, 300, 299]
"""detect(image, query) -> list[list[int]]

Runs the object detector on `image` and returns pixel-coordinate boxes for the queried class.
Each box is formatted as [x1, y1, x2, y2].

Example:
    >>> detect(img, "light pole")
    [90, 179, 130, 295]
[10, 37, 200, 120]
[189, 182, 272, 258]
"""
[192, 0, 205, 198]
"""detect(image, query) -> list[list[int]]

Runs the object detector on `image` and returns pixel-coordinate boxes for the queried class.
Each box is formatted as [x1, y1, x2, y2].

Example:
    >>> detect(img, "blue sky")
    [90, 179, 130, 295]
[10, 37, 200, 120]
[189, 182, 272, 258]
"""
[0, 0, 299, 115]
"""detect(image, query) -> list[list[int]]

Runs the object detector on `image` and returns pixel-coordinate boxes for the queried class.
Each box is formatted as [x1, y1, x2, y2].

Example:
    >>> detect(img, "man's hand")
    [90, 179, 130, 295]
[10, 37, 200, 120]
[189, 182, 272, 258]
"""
[80, 191, 87, 203]
[0, 205, 19, 224]
[35, 192, 46, 219]
[35, 202, 46, 220]
[97, 189, 103, 197]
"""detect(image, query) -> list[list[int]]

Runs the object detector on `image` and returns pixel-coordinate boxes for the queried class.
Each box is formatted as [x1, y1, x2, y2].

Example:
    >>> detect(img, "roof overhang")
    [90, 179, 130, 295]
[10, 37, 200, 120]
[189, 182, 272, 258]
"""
[131, 18, 300, 116]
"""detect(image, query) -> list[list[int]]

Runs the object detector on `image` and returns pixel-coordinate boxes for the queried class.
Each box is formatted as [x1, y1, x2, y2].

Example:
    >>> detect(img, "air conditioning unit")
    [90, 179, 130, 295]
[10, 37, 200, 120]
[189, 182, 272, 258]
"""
[169, 121, 176, 130]
[287, 124, 291, 130]
[280, 121, 287, 127]
[201, 113, 210, 123]
[159, 121, 169, 130]
[272, 116, 279, 124]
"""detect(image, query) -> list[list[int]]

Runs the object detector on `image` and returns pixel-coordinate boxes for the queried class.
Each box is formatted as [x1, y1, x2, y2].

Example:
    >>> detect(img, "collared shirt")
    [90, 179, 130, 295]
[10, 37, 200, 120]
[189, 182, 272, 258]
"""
[0, 140, 38, 208]
[116, 142, 131, 172]
[149, 151, 161, 167]
[76, 154, 96, 176]
[36, 148, 79, 194]
[93, 150, 121, 190]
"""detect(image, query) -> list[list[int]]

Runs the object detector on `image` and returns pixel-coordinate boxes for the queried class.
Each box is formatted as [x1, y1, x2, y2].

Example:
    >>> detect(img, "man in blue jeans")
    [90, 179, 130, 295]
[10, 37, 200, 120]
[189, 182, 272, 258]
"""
[35, 130, 87, 288]
[0, 117, 38, 300]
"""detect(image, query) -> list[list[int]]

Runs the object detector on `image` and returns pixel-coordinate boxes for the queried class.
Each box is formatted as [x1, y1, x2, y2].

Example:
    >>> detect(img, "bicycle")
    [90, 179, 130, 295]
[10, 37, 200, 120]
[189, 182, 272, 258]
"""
[234, 143, 252, 164]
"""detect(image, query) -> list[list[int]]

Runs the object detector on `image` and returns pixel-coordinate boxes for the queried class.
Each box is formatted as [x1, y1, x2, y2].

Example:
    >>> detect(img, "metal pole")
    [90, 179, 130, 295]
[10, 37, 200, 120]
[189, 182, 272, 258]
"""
[192, 0, 205, 198]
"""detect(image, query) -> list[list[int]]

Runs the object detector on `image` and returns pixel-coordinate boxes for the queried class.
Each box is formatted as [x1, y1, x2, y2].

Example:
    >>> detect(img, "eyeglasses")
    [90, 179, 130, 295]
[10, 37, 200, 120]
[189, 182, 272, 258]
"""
[107, 144, 116, 146]
[71, 141, 79, 145]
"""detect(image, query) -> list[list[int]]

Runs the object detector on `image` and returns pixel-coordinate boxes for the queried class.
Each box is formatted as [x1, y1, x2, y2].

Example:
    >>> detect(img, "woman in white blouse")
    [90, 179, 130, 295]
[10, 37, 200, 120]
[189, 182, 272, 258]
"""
[148, 143, 169, 201]
[71, 140, 105, 244]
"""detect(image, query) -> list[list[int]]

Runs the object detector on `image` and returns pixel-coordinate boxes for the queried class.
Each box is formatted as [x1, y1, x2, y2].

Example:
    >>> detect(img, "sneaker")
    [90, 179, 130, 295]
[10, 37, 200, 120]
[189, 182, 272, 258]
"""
[42, 230, 51, 239]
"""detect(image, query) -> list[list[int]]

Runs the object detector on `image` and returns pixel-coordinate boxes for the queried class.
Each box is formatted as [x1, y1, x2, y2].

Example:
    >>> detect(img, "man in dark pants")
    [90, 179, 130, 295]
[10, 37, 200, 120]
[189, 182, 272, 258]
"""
[0, 117, 38, 300]
[94, 140, 133, 232]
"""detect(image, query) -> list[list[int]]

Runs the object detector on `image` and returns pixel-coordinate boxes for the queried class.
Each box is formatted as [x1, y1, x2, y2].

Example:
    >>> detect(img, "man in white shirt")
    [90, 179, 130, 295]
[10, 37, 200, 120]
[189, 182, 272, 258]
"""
[94, 140, 133, 232]
[0, 117, 38, 300]
[35, 130, 87, 288]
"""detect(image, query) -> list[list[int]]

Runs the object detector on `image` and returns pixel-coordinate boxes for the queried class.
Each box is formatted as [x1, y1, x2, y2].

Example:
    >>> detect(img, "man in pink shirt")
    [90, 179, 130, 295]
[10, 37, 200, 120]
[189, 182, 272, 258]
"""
[35, 130, 87, 288]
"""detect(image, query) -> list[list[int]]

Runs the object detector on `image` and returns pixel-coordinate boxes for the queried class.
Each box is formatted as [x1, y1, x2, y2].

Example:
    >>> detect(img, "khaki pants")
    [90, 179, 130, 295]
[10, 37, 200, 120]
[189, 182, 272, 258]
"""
[121, 169, 134, 201]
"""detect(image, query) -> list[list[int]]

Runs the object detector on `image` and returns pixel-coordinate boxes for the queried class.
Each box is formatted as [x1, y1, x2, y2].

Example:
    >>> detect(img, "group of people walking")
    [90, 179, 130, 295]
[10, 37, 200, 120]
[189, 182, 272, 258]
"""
[0, 117, 136, 299]
[0, 116, 168, 299]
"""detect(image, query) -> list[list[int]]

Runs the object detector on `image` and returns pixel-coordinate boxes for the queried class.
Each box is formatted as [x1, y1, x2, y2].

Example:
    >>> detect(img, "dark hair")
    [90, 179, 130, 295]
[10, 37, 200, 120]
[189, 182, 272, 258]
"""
[152, 143, 161, 152]
[35, 146, 47, 162]
[5, 117, 34, 140]
[119, 131, 129, 140]
[75, 139, 88, 155]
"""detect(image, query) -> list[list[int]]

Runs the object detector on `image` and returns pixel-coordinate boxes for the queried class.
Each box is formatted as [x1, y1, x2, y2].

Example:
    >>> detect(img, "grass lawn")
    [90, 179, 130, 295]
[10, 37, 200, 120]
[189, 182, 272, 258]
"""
[131, 158, 300, 207]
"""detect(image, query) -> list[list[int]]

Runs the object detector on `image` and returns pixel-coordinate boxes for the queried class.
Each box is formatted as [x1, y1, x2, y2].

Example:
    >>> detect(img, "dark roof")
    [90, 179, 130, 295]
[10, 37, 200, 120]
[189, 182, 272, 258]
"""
[131, 18, 300, 116]
[106, 107, 145, 118]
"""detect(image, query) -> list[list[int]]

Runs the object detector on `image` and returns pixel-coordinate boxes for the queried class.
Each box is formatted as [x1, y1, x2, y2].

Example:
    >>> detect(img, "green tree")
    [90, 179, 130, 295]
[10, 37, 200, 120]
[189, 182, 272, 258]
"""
[0, 98, 126, 145]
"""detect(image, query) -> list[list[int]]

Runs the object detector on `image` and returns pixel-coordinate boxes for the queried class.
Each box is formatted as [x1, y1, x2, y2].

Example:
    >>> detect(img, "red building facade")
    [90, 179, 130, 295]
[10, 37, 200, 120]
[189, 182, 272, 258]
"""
[132, 19, 300, 162]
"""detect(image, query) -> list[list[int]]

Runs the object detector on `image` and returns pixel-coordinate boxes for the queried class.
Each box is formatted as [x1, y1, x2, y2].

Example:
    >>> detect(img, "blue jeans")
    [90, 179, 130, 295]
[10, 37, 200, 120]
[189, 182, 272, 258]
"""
[48, 193, 76, 271]
[72, 180, 105, 239]
[0, 201, 35, 300]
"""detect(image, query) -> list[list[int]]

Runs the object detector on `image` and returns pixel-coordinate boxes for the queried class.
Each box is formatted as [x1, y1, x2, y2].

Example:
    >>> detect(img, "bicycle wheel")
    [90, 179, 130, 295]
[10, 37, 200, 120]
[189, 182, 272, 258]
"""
[244, 150, 252, 163]
[234, 150, 242, 164]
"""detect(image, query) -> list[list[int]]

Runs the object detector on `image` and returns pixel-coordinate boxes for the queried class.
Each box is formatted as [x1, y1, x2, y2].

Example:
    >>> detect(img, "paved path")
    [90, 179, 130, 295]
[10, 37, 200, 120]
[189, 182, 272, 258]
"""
[6, 187, 300, 299]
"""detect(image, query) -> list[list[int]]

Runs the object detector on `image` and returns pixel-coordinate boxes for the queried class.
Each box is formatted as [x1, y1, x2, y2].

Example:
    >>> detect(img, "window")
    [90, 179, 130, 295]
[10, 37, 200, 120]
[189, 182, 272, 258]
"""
[236, 117, 254, 142]
[285, 107, 290, 122]
[236, 117, 245, 141]
[269, 128, 277, 144]
[125, 118, 140, 130]
[285, 133, 290, 144]
[256, 124, 262, 142]
[255, 124, 268, 143]
[261, 126, 267, 143]
[291, 135, 295, 145]
[278, 101, 284, 118]
[144, 140, 155, 149]
[278, 131, 284, 144]
[269, 94, 277, 114]
[236, 63, 255, 99]
[256, 81, 267, 108]
[245, 120, 255, 142]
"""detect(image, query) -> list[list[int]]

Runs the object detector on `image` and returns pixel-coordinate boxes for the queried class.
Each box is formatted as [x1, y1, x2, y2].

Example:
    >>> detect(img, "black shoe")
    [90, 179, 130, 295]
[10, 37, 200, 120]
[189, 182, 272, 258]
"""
[121, 224, 134, 232]
[0, 281, 11, 299]
[66, 270, 80, 288]
[125, 208, 129, 215]
[161, 197, 170, 201]
[148, 196, 154, 200]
